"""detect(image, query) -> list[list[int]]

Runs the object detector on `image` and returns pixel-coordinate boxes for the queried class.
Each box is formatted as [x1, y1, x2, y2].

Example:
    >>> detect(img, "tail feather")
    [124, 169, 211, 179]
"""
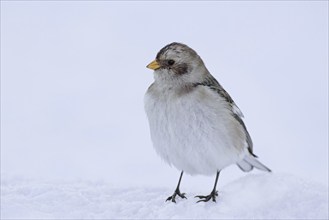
[237, 155, 271, 172]
[237, 159, 253, 172]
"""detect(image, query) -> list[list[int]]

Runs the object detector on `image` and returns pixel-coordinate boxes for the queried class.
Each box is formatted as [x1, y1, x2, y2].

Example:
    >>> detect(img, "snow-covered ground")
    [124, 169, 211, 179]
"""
[1, 173, 327, 219]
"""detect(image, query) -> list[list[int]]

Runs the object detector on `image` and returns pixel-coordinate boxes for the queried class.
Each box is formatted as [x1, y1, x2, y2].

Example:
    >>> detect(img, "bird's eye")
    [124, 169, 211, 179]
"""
[167, 60, 175, 65]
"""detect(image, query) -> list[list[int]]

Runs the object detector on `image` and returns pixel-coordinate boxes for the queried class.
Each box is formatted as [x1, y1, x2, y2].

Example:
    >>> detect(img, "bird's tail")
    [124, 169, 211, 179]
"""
[237, 154, 271, 172]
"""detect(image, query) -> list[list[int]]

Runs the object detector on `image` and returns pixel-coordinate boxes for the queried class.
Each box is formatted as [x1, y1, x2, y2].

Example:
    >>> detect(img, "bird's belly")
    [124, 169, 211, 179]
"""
[145, 93, 242, 175]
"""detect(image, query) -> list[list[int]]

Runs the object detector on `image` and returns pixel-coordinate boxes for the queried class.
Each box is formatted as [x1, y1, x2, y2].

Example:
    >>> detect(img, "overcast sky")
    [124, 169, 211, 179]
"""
[1, 1, 328, 188]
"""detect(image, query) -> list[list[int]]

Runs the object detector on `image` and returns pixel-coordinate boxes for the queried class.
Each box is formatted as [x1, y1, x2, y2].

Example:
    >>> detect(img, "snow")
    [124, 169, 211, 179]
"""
[1, 173, 328, 219]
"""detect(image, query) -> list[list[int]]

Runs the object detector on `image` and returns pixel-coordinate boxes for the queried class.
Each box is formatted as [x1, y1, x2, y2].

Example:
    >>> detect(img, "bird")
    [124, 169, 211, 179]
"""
[144, 42, 271, 203]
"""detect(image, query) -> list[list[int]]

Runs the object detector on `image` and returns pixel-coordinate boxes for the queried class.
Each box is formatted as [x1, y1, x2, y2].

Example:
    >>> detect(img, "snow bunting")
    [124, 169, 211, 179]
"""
[144, 42, 271, 203]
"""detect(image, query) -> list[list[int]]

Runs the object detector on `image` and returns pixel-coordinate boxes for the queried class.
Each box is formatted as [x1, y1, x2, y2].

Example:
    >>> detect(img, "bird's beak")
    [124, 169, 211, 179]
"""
[146, 60, 160, 70]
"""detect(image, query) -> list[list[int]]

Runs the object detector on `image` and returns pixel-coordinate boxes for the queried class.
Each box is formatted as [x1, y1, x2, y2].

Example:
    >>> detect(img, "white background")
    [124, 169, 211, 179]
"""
[1, 1, 328, 190]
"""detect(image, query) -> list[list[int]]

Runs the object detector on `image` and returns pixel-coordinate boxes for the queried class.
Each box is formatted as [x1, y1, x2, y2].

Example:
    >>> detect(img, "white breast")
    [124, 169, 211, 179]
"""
[144, 85, 246, 175]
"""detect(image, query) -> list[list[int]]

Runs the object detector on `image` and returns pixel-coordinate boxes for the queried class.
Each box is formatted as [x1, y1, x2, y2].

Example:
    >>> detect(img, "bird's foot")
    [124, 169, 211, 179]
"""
[195, 190, 218, 203]
[166, 188, 187, 203]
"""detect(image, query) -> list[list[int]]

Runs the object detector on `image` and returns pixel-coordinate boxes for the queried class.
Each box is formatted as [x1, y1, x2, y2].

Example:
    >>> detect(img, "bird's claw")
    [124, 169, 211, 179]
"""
[195, 190, 218, 203]
[166, 190, 187, 203]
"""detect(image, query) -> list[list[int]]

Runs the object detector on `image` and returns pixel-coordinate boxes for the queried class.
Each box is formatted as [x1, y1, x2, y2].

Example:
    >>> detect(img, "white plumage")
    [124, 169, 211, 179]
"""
[144, 42, 270, 203]
[145, 83, 245, 175]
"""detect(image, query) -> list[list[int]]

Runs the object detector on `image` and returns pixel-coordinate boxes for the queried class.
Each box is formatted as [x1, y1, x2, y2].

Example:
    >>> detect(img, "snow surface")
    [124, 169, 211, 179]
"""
[1, 173, 328, 219]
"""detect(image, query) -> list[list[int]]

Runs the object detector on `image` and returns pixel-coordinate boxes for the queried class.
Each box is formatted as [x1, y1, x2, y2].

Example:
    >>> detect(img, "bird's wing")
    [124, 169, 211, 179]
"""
[193, 74, 255, 155]
[194, 74, 244, 117]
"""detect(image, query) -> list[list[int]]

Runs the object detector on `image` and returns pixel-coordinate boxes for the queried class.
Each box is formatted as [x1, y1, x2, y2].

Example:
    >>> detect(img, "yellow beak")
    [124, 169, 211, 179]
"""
[146, 60, 160, 70]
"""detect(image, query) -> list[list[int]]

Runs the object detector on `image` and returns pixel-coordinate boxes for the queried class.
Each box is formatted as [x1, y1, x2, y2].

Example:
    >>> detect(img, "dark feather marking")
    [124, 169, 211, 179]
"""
[154, 43, 190, 75]
[172, 63, 188, 75]
[193, 75, 234, 104]
[156, 42, 184, 60]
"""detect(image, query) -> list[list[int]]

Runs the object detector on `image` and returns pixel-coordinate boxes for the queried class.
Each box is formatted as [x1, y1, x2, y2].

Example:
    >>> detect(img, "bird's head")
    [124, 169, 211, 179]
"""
[147, 42, 208, 86]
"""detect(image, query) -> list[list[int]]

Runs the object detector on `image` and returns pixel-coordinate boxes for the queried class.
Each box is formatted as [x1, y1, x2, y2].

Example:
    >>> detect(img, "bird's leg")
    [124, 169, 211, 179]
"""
[195, 170, 220, 203]
[166, 171, 187, 203]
